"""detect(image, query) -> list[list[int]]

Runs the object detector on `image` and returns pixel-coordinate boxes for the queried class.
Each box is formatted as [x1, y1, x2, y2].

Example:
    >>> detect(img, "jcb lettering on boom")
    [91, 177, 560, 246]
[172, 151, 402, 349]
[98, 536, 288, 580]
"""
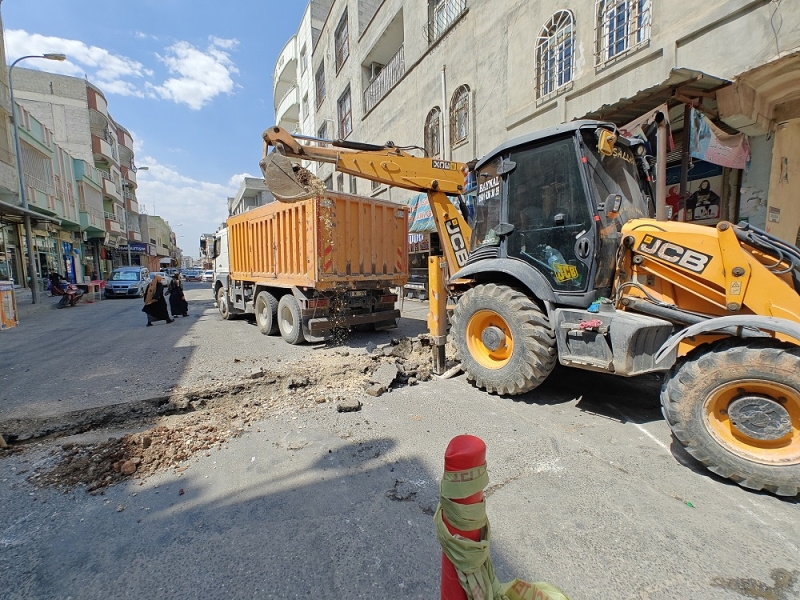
[446, 218, 470, 267]
[637, 235, 711, 274]
[432, 160, 459, 171]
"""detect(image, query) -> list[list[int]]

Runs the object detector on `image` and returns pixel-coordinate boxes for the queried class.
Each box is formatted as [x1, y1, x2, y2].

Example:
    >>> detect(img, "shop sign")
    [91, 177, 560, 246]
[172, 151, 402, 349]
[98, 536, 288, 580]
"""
[118, 243, 148, 253]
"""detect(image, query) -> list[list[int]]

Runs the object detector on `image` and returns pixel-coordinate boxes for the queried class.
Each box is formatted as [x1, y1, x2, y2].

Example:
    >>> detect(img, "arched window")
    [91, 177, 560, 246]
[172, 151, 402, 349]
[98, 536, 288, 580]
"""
[537, 10, 575, 99]
[595, 0, 651, 65]
[450, 85, 470, 148]
[424, 107, 441, 158]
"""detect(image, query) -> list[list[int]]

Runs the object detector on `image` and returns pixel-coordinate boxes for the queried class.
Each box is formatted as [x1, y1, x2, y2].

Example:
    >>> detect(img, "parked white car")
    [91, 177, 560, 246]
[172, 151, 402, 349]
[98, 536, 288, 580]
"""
[202, 270, 214, 282]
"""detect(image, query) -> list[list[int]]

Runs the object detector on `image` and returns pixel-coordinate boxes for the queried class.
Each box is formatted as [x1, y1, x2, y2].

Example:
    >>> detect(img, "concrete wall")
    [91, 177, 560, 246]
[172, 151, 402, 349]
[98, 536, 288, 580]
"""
[303, 0, 799, 205]
[12, 68, 93, 164]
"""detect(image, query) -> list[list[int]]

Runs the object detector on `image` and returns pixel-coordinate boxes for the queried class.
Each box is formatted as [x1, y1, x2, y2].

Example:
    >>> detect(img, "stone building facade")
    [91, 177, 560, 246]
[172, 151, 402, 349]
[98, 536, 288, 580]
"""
[276, 0, 800, 243]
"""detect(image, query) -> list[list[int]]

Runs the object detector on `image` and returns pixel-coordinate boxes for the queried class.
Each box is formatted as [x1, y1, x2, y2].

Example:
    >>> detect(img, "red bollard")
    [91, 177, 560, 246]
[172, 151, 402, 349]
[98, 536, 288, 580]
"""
[441, 435, 487, 600]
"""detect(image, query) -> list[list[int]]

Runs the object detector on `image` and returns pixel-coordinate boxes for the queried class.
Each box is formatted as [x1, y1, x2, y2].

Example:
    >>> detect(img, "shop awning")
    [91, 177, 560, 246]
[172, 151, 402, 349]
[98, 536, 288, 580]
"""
[0, 200, 61, 225]
[582, 68, 731, 125]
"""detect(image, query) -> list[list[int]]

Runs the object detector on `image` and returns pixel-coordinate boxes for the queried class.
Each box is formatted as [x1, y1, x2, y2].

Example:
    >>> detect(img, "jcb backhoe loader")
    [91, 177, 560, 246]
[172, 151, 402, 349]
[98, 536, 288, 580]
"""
[260, 124, 800, 496]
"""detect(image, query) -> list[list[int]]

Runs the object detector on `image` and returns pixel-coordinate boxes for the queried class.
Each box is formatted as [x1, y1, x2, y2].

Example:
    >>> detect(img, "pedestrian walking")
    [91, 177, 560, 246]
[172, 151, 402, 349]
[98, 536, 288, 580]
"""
[142, 274, 173, 326]
[167, 272, 189, 318]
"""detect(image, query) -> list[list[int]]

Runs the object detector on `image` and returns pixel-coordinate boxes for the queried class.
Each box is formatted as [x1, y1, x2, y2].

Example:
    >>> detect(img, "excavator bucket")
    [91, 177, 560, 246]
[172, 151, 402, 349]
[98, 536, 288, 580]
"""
[260, 152, 323, 203]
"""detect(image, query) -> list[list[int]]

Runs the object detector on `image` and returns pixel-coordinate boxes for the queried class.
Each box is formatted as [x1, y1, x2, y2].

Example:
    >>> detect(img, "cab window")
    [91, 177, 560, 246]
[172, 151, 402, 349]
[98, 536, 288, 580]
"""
[506, 137, 592, 291]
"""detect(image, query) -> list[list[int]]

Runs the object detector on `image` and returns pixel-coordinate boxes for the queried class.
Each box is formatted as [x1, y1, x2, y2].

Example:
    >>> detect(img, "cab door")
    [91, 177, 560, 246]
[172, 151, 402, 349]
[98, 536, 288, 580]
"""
[505, 136, 595, 293]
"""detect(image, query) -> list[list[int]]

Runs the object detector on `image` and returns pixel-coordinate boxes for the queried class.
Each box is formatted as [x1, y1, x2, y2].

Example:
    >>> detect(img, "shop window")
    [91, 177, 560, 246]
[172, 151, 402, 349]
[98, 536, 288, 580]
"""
[424, 107, 441, 158]
[537, 11, 575, 99]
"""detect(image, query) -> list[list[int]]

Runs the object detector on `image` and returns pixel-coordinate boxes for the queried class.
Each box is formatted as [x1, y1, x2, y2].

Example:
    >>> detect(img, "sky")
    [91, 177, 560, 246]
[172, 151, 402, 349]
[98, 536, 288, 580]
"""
[3, 0, 308, 259]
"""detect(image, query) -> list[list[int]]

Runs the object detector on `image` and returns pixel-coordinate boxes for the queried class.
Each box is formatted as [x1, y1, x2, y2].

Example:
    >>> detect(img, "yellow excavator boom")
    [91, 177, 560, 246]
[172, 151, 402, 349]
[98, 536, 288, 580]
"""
[261, 126, 473, 276]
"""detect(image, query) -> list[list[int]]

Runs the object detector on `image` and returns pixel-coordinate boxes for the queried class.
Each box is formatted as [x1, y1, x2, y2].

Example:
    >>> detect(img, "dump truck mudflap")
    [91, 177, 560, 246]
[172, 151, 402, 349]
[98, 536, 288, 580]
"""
[306, 309, 401, 335]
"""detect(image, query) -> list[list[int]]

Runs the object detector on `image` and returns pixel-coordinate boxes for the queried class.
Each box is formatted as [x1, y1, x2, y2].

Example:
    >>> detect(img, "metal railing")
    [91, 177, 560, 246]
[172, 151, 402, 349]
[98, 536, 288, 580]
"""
[423, 0, 467, 45]
[103, 211, 118, 222]
[363, 45, 405, 115]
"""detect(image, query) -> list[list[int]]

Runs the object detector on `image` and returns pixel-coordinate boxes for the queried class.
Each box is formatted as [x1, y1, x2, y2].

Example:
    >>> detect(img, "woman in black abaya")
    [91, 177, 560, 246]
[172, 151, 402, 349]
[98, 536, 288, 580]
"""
[142, 274, 173, 326]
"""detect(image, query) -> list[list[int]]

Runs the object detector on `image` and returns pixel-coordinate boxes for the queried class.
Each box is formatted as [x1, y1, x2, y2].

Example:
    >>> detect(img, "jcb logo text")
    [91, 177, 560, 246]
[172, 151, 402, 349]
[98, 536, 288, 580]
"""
[637, 235, 711, 274]
[432, 160, 458, 171]
[446, 219, 469, 267]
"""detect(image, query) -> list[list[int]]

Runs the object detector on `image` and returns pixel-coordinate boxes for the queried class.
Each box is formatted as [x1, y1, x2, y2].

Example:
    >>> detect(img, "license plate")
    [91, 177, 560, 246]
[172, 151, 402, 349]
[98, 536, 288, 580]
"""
[347, 290, 367, 297]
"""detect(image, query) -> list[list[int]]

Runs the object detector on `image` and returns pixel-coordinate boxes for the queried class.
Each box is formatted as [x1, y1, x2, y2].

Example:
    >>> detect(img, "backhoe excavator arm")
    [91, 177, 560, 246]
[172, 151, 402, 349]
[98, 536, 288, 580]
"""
[261, 126, 474, 276]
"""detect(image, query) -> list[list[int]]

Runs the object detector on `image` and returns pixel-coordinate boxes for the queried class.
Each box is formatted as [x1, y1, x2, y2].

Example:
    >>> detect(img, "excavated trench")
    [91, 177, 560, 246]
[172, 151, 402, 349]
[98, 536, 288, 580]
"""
[3, 336, 440, 494]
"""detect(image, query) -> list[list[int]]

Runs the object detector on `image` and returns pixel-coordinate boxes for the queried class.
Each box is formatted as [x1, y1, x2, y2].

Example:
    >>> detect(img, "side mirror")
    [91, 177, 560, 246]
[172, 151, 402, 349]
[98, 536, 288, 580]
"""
[494, 222, 515, 237]
[604, 193, 622, 218]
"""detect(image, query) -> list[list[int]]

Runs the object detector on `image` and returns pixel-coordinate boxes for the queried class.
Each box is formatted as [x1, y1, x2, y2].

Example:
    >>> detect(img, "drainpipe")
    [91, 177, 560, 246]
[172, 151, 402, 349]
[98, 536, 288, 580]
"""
[655, 111, 668, 221]
[441, 65, 449, 161]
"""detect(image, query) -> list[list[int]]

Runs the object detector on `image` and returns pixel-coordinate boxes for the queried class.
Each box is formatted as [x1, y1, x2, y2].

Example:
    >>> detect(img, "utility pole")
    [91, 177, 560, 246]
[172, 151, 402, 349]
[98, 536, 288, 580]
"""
[8, 52, 67, 303]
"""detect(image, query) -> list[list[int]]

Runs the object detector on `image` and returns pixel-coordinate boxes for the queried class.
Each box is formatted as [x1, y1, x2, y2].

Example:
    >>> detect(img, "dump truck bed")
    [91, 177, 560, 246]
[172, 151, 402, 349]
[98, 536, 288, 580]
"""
[227, 191, 409, 290]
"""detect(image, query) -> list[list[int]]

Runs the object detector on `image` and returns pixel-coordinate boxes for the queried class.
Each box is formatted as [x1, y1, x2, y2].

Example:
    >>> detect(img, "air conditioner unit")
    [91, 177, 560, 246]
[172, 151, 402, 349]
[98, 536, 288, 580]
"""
[369, 62, 384, 81]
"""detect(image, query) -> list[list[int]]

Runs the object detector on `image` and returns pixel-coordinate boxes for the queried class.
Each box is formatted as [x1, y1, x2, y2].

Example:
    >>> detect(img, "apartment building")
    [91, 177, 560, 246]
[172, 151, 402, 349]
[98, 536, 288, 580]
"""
[12, 69, 148, 273]
[227, 177, 275, 216]
[138, 214, 176, 272]
[276, 0, 799, 244]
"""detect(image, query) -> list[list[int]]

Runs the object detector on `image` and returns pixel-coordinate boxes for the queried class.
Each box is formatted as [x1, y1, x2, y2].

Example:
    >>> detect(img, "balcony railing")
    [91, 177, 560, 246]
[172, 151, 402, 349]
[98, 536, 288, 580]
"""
[423, 0, 467, 45]
[363, 45, 405, 115]
[103, 211, 118, 221]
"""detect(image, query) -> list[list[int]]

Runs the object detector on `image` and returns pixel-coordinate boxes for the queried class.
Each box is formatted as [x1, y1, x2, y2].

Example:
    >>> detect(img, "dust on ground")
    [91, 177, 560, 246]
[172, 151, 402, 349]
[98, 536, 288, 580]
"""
[14, 336, 437, 494]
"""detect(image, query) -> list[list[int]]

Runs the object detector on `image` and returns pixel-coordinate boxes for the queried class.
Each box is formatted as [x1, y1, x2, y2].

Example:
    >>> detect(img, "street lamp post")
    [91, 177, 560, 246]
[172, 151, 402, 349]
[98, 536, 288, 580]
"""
[9, 53, 67, 304]
[121, 166, 148, 266]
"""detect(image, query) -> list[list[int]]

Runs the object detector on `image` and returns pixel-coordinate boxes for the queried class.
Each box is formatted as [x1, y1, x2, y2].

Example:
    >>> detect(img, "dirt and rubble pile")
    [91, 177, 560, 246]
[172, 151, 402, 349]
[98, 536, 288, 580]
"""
[22, 336, 436, 493]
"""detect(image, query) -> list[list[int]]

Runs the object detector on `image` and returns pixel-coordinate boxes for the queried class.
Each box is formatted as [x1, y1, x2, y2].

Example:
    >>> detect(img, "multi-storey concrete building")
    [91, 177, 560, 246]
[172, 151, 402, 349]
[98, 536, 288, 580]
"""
[138, 214, 176, 272]
[12, 69, 147, 273]
[278, 0, 799, 244]
[227, 177, 274, 216]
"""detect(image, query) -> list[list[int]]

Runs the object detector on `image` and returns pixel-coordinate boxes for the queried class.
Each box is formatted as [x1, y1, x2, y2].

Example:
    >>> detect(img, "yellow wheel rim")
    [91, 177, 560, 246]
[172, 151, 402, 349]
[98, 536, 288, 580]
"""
[465, 310, 514, 370]
[704, 379, 800, 466]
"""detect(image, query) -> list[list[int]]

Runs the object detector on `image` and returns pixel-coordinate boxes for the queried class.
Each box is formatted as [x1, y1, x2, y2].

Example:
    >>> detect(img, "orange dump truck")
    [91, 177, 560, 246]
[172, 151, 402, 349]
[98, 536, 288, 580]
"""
[212, 191, 409, 344]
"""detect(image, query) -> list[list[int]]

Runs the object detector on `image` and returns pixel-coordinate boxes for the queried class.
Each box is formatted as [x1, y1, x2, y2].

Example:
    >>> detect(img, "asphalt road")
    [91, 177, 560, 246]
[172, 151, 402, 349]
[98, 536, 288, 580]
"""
[1, 284, 798, 599]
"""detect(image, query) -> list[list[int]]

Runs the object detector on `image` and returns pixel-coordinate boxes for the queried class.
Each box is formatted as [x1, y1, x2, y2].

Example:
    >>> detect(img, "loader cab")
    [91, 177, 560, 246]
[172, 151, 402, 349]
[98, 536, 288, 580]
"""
[470, 121, 650, 305]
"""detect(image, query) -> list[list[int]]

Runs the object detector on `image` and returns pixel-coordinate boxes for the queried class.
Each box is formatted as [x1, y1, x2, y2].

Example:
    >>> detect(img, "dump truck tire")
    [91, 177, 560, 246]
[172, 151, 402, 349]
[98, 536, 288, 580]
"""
[255, 291, 279, 335]
[451, 284, 556, 395]
[217, 288, 232, 320]
[661, 339, 800, 496]
[278, 295, 306, 345]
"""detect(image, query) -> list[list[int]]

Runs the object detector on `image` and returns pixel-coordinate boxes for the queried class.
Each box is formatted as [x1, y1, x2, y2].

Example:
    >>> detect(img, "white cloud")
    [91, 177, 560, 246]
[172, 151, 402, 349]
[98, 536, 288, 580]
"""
[6, 30, 239, 110]
[147, 36, 239, 110]
[135, 154, 245, 258]
[6, 29, 149, 98]
[228, 172, 255, 188]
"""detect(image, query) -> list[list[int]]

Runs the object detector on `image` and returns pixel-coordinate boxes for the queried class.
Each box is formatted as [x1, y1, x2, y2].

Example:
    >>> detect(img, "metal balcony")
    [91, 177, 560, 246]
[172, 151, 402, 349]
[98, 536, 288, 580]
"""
[363, 45, 405, 115]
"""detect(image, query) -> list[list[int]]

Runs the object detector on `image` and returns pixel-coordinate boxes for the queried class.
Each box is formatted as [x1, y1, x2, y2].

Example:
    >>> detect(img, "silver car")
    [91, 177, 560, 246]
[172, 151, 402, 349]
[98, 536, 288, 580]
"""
[104, 267, 150, 298]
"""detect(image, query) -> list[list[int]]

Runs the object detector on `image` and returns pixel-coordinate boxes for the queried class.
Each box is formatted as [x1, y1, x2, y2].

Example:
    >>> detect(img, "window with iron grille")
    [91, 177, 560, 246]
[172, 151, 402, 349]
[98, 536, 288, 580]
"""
[315, 62, 326, 108]
[537, 11, 575, 99]
[336, 173, 344, 192]
[338, 86, 352, 139]
[595, 0, 651, 66]
[426, 0, 467, 44]
[335, 10, 350, 72]
[424, 107, 441, 158]
[449, 85, 470, 148]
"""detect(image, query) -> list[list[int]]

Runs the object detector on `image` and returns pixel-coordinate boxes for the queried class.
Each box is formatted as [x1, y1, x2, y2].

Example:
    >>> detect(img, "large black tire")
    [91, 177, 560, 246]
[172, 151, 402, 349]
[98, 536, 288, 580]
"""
[277, 295, 305, 345]
[450, 283, 556, 395]
[661, 339, 800, 496]
[255, 291, 279, 335]
[217, 287, 232, 320]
